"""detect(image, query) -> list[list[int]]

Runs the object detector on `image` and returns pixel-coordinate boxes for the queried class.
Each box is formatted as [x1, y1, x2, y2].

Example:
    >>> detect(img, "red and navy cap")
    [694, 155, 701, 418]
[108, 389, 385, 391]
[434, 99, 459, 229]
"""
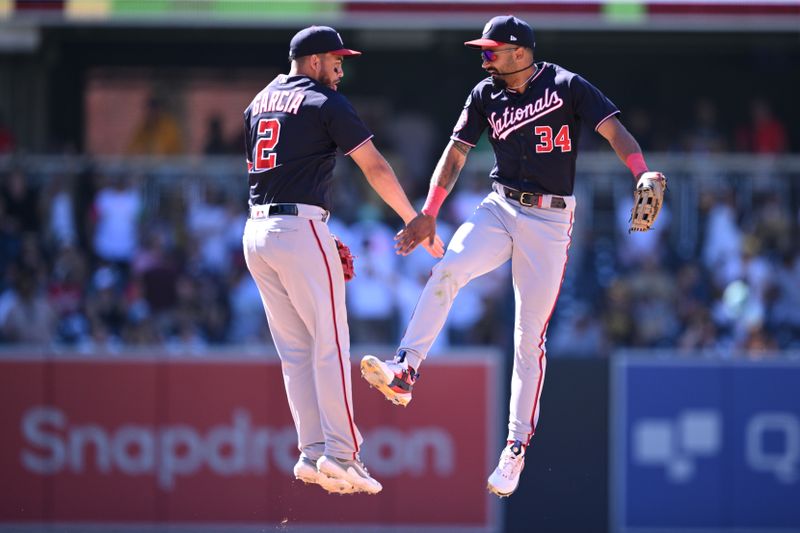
[289, 26, 362, 59]
[465, 15, 535, 49]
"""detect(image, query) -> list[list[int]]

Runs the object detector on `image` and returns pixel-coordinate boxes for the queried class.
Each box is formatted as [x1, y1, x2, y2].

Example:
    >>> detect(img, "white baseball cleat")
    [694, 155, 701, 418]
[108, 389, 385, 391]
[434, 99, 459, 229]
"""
[360, 352, 417, 407]
[487, 440, 526, 498]
[293, 456, 354, 494]
[317, 455, 382, 495]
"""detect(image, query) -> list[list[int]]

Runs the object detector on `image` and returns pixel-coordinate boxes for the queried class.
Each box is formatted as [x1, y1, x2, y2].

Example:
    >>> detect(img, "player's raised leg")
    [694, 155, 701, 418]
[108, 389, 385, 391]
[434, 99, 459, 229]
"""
[361, 351, 418, 407]
[362, 196, 512, 405]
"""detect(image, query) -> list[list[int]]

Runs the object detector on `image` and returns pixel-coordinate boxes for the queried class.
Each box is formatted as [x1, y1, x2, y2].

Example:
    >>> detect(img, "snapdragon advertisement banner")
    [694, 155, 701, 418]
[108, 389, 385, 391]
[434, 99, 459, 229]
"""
[0, 354, 498, 531]
[612, 358, 800, 533]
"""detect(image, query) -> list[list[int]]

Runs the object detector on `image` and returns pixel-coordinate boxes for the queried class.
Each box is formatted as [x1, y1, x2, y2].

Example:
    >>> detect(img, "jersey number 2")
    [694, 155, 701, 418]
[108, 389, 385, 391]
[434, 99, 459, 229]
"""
[534, 125, 572, 153]
[254, 119, 281, 171]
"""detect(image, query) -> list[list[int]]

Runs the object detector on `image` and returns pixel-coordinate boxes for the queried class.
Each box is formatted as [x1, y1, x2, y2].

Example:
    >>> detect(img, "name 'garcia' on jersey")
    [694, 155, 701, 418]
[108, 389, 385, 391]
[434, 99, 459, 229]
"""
[489, 87, 564, 140]
[250, 89, 306, 117]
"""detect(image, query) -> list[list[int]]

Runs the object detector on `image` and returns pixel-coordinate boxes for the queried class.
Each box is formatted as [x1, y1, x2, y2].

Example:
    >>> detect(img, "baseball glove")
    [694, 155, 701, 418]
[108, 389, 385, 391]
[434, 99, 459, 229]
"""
[629, 171, 667, 233]
[334, 237, 355, 282]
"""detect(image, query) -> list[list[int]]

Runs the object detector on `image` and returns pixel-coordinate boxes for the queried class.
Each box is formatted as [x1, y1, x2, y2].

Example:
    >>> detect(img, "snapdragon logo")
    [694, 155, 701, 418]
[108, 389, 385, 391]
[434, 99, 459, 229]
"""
[746, 412, 799, 484]
[632, 409, 721, 483]
[19, 406, 454, 490]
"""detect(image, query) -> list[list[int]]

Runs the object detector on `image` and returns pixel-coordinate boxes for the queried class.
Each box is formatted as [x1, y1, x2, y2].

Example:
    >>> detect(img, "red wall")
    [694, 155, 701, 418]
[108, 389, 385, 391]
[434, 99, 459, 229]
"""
[0, 354, 499, 531]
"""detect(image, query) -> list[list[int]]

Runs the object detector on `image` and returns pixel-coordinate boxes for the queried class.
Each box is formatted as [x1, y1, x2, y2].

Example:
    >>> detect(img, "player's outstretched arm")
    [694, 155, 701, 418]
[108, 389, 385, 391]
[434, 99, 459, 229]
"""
[429, 139, 470, 193]
[597, 116, 645, 179]
[394, 140, 470, 256]
[597, 116, 667, 232]
[350, 140, 444, 257]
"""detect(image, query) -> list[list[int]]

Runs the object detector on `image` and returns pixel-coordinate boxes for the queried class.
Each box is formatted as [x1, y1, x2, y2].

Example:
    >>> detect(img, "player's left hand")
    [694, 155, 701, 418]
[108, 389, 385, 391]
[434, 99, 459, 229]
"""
[629, 171, 667, 232]
[395, 214, 443, 257]
[421, 234, 446, 258]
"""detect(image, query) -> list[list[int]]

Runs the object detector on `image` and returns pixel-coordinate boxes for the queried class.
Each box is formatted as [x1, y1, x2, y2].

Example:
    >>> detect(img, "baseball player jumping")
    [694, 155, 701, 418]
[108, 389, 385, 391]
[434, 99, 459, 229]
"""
[361, 15, 666, 497]
[243, 26, 444, 495]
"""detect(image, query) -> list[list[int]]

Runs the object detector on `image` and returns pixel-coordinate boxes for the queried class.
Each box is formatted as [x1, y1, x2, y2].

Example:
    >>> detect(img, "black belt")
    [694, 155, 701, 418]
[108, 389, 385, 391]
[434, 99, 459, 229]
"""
[501, 186, 567, 209]
[249, 203, 330, 222]
[267, 204, 298, 217]
[249, 204, 299, 218]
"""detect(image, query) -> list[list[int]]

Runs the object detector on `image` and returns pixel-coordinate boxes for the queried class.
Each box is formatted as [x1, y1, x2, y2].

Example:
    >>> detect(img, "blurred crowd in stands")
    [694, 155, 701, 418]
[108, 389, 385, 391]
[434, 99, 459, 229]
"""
[0, 96, 798, 357]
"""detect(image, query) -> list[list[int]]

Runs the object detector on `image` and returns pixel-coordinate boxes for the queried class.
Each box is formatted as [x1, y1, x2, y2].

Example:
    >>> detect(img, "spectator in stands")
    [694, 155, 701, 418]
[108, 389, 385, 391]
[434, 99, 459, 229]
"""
[194, 275, 230, 344]
[203, 115, 236, 155]
[741, 323, 778, 356]
[0, 267, 56, 346]
[767, 249, 800, 348]
[17, 233, 48, 287]
[48, 245, 90, 344]
[346, 221, 398, 344]
[186, 185, 231, 275]
[1, 169, 40, 236]
[677, 308, 719, 353]
[547, 302, 607, 357]
[90, 174, 142, 274]
[701, 189, 742, 290]
[713, 275, 771, 353]
[0, 111, 15, 154]
[673, 261, 712, 330]
[683, 98, 727, 154]
[736, 98, 788, 154]
[127, 95, 184, 156]
[78, 319, 122, 355]
[625, 106, 655, 152]
[84, 266, 128, 339]
[0, 212, 18, 293]
[131, 227, 180, 336]
[228, 264, 268, 343]
[385, 111, 437, 190]
[752, 192, 792, 255]
[72, 166, 100, 253]
[41, 173, 78, 250]
[167, 313, 208, 353]
[627, 255, 679, 347]
[602, 279, 635, 347]
[2, 117, 800, 356]
[726, 235, 773, 314]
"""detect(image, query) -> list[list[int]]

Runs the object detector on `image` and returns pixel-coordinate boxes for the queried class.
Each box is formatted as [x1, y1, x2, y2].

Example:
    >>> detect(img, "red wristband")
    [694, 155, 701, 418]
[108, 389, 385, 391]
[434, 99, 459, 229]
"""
[625, 153, 649, 177]
[421, 185, 448, 218]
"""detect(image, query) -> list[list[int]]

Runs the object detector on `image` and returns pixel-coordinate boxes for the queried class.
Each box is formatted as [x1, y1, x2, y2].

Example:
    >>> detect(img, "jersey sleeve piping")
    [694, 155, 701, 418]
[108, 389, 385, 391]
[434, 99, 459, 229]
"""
[449, 135, 476, 148]
[594, 110, 621, 131]
[344, 134, 374, 156]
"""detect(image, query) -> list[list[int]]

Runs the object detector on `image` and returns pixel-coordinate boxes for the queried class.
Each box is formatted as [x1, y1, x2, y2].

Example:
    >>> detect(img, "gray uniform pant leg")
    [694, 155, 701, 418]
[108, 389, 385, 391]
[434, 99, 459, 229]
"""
[399, 193, 513, 369]
[243, 217, 363, 461]
[507, 206, 574, 445]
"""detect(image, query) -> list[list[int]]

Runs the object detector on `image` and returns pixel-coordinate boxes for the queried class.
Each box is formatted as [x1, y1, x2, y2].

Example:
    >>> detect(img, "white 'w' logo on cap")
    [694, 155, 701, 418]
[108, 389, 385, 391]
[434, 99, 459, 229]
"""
[509, 35, 517, 41]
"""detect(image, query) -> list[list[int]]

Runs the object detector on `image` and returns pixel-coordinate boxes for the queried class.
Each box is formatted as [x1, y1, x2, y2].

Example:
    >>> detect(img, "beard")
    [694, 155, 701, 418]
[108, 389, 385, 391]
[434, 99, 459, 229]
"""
[319, 73, 339, 91]
[488, 70, 507, 89]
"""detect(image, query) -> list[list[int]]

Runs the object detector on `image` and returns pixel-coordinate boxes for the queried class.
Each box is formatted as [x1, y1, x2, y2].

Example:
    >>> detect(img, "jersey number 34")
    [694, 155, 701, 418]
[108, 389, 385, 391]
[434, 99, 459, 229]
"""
[534, 125, 572, 153]
[254, 119, 281, 171]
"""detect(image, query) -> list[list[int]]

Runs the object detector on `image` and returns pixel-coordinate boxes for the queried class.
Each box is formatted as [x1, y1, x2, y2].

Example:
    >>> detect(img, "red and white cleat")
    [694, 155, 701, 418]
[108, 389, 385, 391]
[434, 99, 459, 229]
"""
[360, 352, 418, 407]
[487, 440, 526, 498]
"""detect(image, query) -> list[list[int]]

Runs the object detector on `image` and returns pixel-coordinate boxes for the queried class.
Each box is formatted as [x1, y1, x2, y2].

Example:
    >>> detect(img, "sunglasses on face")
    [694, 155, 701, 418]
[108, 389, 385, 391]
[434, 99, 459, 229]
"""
[481, 47, 520, 62]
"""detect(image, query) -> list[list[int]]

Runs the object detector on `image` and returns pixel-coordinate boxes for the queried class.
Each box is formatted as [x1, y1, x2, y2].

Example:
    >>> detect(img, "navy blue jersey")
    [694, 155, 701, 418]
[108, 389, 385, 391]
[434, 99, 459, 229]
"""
[244, 74, 373, 210]
[451, 62, 619, 196]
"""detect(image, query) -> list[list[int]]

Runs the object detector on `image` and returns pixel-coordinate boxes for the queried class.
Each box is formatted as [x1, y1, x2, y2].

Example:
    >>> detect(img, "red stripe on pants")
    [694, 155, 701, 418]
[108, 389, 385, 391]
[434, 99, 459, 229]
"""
[527, 210, 574, 445]
[309, 221, 359, 459]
